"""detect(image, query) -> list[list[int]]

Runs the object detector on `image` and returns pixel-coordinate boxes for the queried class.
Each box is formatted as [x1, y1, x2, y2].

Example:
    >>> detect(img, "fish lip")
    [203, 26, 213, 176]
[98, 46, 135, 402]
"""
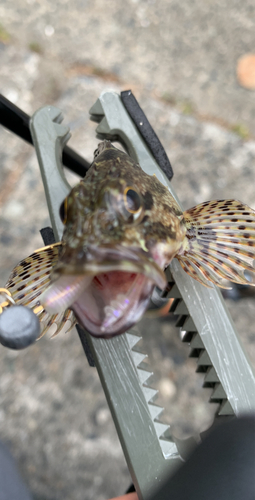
[73, 298, 150, 339]
[51, 245, 167, 290]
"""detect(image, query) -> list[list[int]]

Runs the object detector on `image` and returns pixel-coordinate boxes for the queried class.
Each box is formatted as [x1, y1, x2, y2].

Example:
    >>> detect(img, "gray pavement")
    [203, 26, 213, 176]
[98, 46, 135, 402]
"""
[0, 3, 255, 499]
[1, 0, 255, 135]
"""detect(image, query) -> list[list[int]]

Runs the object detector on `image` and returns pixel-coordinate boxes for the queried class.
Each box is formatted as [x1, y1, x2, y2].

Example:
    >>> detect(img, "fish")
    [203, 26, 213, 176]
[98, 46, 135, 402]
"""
[4, 140, 255, 339]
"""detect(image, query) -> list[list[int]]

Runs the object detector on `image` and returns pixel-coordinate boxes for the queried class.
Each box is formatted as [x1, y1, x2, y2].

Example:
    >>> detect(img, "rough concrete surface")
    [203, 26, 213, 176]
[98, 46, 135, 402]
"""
[0, 2, 255, 499]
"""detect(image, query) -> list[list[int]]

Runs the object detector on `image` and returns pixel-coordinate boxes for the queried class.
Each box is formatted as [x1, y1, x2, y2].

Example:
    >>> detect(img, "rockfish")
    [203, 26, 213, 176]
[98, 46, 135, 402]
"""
[5, 141, 255, 338]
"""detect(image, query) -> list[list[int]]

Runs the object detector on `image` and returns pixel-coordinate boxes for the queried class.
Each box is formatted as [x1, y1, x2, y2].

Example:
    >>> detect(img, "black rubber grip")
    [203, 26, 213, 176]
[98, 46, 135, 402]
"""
[40, 227, 56, 246]
[121, 90, 173, 180]
[76, 324, 95, 367]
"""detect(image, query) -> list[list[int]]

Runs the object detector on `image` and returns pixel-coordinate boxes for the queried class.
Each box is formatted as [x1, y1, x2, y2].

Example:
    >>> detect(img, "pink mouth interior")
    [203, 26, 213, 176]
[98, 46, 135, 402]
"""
[72, 270, 154, 337]
[93, 271, 137, 292]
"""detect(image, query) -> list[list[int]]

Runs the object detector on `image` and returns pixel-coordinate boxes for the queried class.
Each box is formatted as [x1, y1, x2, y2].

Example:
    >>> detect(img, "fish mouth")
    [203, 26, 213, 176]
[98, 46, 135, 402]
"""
[41, 246, 167, 338]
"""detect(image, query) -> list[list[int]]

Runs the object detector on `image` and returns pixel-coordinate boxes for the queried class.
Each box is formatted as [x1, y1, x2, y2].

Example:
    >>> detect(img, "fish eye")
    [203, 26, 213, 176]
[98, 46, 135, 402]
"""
[124, 187, 142, 214]
[59, 197, 68, 224]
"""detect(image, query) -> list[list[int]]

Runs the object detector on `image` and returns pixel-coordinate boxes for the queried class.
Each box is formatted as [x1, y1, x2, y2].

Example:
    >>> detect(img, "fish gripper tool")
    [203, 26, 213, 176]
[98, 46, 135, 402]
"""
[1, 92, 255, 500]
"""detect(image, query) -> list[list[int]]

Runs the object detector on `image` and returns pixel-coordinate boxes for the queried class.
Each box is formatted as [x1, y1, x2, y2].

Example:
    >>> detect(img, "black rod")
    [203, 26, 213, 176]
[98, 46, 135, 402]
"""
[0, 93, 90, 177]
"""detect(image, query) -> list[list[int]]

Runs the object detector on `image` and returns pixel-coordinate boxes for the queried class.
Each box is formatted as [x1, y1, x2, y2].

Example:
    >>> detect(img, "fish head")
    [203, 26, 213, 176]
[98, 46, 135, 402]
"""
[42, 141, 186, 337]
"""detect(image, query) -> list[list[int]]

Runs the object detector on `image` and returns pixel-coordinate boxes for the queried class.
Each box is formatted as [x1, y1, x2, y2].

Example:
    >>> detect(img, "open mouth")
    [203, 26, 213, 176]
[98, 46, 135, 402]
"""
[40, 248, 167, 338]
[72, 270, 155, 337]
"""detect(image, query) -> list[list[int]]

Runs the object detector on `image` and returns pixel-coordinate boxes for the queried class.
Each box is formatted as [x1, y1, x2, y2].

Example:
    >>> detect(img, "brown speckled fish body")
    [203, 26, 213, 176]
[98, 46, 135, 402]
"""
[56, 141, 185, 277]
[5, 141, 255, 339]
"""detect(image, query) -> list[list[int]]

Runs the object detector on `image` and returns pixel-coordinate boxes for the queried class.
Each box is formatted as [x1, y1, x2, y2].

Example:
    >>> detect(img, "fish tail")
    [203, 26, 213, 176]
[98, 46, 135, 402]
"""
[4, 243, 76, 338]
[177, 200, 255, 288]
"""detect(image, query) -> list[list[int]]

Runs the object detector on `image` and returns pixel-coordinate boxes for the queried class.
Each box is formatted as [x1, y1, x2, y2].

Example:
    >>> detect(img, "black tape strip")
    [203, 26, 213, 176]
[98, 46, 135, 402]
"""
[76, 324, 95, 367]
[40, 227, 56, 246]
[40, 226, 95, 367]
[120, 90, 173, 180]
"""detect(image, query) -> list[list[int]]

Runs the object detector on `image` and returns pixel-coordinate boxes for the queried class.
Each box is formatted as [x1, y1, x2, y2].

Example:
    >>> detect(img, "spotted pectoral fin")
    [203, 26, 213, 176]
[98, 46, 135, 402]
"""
[5, 243, 76, 339]
[176, 200, 255, 288]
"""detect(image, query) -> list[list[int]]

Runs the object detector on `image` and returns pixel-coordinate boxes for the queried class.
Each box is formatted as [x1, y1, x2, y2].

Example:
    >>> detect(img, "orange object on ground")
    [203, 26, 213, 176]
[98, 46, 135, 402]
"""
[109, 493, 138, 500]
[236, 54, 255, 90]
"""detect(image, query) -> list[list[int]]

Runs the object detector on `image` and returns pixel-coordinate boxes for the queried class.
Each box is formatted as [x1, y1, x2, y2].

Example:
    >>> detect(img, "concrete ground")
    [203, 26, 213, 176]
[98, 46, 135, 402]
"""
[0, 2, 255, 499]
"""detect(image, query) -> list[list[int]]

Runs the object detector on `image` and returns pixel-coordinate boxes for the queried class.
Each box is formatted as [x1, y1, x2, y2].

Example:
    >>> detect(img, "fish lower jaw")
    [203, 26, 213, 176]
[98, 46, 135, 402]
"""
[71, 272, 155, 338]
[102, 294, 130, 330]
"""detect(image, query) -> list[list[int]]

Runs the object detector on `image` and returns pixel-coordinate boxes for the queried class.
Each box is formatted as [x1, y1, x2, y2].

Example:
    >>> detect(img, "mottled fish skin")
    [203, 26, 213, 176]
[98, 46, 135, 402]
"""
[54, 141, 186, 278]
[4, 141, 255, 339]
